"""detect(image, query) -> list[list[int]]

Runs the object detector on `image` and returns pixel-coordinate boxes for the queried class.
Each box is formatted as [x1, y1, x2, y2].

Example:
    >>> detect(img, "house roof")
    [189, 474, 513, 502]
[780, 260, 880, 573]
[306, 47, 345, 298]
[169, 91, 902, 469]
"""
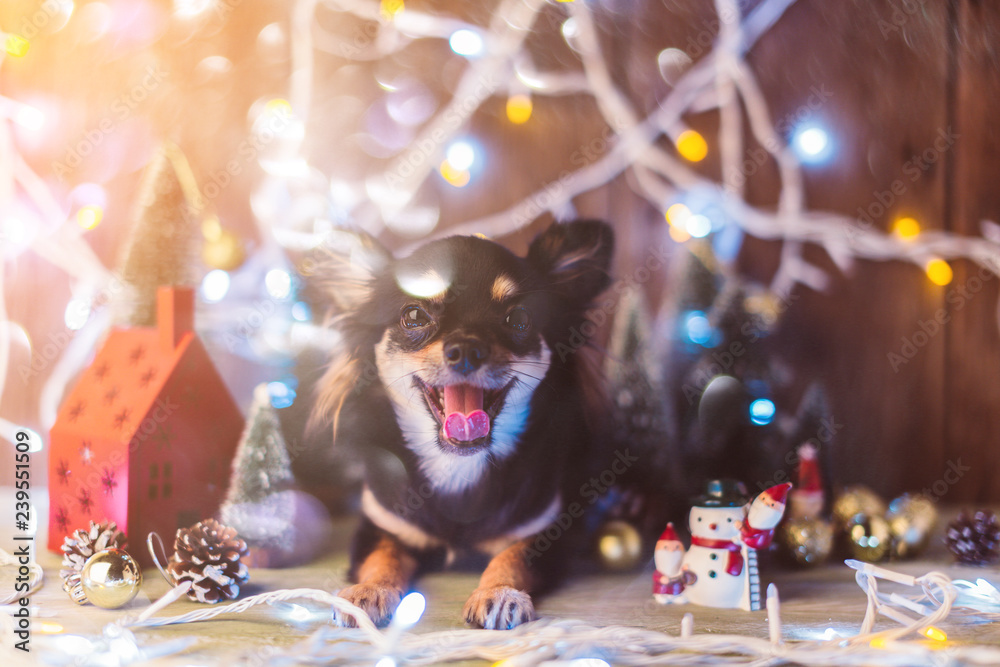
[53, 286, 212, 443]
[53, 328, 197, 441]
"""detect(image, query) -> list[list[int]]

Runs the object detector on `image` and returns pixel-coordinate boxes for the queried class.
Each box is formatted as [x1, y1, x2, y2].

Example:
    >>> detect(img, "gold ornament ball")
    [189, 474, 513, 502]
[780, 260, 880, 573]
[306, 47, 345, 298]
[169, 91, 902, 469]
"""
[596, 520, 642, 571]
[81, 549, 142, 609]
[887, 493, 938, 559]
[202, 229, 245, 271]
[779, 517, 834, 567]
[845, 514, 891, 562]
[832, 486, 887, 528]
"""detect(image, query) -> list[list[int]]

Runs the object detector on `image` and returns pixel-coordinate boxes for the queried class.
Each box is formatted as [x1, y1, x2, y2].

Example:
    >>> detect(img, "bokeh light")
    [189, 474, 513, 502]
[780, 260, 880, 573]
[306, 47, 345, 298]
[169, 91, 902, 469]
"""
[892, 216, 921, 240]
[439, 160, 470, 187]
[925, 258, 953, 286]
[449, 29, 483, 57]
[5, 35, 30, 58]
[201, 269, 231, 302]
[684, 311, 713, 346]
[676, 129, 708, 162]
[64, 299, 91, 331]
[446, 141, 475, 171]
[265, 269, 292, 300]
[792, 123, 834, 164]
[76, 205, 104, 230]
[506, 94, 533, 124]
[686, 214, 712, 238]
[749, 398, 776, 426]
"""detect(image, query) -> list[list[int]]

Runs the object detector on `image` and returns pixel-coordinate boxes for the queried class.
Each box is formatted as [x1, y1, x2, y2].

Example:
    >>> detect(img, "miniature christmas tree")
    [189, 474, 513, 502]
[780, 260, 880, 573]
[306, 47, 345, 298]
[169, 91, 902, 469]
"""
[112, 144, 200, 327]
[604, 286, 674, 490]
[220, 384, 297, 553]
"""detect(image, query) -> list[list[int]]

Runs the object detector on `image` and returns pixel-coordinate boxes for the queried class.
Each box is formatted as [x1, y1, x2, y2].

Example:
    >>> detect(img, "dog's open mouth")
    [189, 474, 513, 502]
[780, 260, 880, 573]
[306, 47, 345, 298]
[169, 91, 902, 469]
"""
[414, 378, 514, 454]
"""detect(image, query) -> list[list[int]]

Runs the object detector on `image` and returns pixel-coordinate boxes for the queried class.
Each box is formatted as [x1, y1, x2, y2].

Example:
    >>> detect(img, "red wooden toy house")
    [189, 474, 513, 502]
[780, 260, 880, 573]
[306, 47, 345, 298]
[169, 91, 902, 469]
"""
[48, 286, 244, 562]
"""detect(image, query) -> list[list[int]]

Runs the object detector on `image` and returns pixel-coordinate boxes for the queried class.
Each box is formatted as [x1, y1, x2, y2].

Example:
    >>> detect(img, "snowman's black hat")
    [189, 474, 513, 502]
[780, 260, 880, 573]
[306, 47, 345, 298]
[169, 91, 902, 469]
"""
[693, 479, 749, 507]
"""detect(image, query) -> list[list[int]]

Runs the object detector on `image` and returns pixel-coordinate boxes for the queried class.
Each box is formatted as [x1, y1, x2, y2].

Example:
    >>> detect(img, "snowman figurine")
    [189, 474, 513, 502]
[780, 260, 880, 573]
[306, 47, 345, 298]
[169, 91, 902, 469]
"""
[655, 479, 791, 611]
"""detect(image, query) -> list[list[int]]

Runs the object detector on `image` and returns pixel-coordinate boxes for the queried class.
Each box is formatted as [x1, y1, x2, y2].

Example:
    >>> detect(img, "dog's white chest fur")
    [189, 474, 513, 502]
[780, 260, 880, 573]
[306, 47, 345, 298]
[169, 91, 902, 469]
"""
[374, 331, 551, 494]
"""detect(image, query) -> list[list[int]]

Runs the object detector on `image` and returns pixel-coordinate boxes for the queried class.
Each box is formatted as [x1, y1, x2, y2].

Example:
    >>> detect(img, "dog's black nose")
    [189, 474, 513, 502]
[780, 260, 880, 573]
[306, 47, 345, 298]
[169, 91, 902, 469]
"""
[443, 337, 488, 375]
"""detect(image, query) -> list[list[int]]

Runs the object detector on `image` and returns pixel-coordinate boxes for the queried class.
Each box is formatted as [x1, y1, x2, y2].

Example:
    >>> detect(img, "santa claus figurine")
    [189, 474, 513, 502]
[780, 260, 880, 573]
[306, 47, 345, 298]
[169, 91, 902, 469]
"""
[653, 480, 792, 611]
[652, 523, 696, 604]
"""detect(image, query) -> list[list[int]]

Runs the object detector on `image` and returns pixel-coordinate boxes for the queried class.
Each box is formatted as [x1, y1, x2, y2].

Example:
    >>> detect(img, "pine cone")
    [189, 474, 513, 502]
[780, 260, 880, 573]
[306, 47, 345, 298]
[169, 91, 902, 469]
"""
[166, 519, 249, 604]
[945, 510, 1000, 565]
[59, 520, 126, 604]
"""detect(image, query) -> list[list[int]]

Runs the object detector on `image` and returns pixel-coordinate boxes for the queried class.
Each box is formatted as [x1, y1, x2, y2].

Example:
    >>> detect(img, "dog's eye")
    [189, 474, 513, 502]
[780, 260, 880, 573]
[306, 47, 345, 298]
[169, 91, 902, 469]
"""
[401, 306, 433, 329]
[505, 307, 531, 332]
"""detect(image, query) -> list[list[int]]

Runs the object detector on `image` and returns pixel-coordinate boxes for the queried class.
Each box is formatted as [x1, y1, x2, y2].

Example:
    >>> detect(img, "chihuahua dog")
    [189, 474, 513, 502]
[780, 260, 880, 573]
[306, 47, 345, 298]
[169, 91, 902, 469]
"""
[313, 219, 614, 629]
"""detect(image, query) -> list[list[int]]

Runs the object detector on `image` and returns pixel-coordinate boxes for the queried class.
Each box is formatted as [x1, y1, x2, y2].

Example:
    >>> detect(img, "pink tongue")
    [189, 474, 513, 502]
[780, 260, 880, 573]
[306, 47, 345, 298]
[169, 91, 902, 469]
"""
[442, 385, 491, 442]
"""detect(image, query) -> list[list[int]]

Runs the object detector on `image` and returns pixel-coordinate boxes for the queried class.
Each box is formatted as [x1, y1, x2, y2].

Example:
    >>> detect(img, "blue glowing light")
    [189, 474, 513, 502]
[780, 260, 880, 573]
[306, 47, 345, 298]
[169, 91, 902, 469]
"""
[792, 124, 833, 164]
[684, 311, 714, 346]
[686, 214, 712, 238]
[394, 592, 426, 627]
[291, 301, 312, 322]
[449, 29, 483, 57]
[267, 381, 297, 409]
[446, 141, 476, 171]
[749, 398, 776, 426]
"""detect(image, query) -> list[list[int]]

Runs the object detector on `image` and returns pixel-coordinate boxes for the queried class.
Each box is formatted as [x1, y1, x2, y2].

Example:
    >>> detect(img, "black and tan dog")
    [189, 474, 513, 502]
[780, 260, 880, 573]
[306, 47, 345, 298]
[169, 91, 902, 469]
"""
[313, 220, 614, 629]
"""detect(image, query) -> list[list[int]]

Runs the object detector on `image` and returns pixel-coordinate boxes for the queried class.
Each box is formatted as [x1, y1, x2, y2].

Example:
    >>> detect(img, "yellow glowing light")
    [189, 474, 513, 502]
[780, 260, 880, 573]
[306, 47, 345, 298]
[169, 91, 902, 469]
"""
[202, 215, 222, 242]
[922, 626, 947, 642]
[381, 0, 404, 19]
[76, 205, 103, 230]
[474, 233, 489, 240]
[5, 34, 30, 58]
[669, 225, 691, 243]
[439, 160, 471, 188]
[676, 129, 708, 162]
[893, 216, 921, 240]
[666, 203, 692, 228]
[39, 622, 65, 634]
[869, 637, 888, 649]
[506, 94, 533, 124]
[925, 258, 953, 286]
[264, 98, 293, 118]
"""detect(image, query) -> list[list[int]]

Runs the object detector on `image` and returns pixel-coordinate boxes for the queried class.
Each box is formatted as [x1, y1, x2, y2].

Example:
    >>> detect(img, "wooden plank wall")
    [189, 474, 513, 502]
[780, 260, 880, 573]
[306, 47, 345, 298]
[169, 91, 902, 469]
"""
[573, 0, 999, 503]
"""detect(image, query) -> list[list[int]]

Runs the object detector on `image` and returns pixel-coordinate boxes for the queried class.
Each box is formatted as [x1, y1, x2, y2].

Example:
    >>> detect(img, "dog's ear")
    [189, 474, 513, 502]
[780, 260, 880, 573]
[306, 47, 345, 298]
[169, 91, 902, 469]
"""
[307, 229, 393, 312]
[527, 219, 614, 303]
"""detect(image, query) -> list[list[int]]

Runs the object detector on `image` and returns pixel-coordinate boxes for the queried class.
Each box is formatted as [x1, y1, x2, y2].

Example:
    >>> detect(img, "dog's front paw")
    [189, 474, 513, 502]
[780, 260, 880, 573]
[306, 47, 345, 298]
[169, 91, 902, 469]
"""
[335, 583, 403, 628]
[463, 586, 535, 630]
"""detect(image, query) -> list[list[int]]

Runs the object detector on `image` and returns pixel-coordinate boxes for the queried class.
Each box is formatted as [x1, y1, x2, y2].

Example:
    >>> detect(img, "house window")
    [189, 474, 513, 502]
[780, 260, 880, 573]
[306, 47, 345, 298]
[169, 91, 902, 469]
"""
[163, 483, 172, 499]
[150, 463, 158, 479]
[149, 485, 158, 500]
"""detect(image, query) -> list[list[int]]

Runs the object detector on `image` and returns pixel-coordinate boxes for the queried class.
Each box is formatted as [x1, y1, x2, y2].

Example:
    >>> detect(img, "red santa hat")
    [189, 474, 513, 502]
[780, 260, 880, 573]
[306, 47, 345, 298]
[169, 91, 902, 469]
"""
[796, 443, 822, 493]
[658, 522, 680, 542]
[760, 482, 792, 506]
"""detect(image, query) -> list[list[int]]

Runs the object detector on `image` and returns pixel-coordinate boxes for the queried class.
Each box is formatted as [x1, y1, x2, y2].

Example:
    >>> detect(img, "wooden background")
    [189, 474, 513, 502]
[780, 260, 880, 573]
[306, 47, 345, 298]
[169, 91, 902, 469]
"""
[3, 0, 1000, 503]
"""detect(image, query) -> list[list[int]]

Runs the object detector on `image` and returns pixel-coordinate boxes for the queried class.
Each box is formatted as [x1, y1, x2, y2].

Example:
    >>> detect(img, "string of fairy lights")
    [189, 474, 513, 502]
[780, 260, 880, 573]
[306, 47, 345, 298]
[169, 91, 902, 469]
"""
[11, 553, 1000, 665]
